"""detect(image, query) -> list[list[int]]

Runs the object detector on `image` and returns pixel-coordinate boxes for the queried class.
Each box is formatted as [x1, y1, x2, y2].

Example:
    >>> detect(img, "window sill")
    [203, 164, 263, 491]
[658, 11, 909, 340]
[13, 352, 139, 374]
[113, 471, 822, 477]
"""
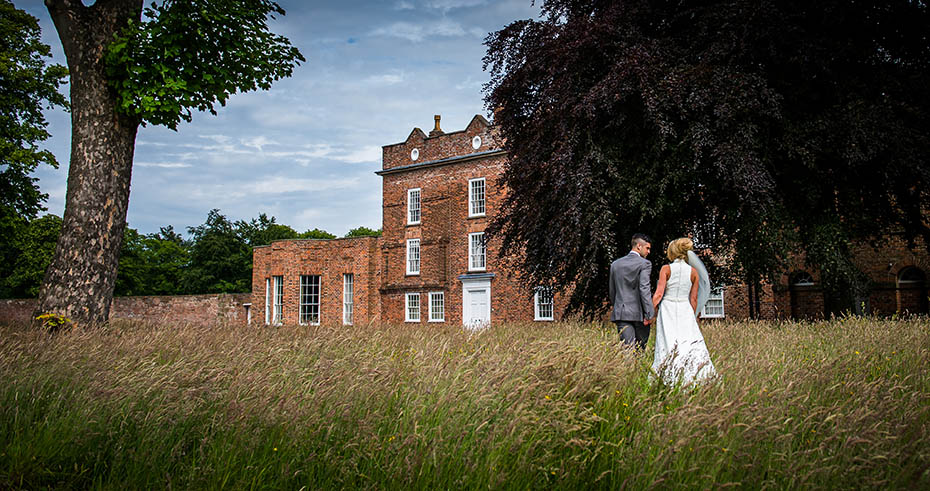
[405, 319, 420, 323]
[700, 315, 725, 319]
[467, 269, 487, 273]
[428, 319, 445, 323]
[534, 318, 554, 322]
[407, 222, 421, 227]
[406, 272, 420, 277]
[467, 214, 486, 219]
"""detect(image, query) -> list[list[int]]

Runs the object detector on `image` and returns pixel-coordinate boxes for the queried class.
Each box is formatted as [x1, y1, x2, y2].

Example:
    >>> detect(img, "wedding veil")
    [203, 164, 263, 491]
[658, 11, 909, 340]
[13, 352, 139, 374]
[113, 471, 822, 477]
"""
[686, 250, 711, 318]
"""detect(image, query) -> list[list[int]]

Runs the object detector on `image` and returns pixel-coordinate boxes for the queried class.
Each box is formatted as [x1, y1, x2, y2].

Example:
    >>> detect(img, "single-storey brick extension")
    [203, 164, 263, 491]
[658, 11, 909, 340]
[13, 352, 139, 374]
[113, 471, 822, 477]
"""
[251, 115, 929, 327]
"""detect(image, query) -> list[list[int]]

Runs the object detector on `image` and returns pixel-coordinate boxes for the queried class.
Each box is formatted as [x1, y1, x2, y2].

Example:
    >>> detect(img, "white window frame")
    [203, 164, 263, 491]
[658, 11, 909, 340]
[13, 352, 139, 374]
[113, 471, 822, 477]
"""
[700, 287, 725, 319]
[406, 238, 420, 275]
[272, 275, 284, 325]
[468, 232, 486, 271]
[468, 178, 486, 217]
[343, 273, 354, 325]
[264, 278, 271, 325]
[407, 188, 421, 225]
[429, 291, 445, 322]
[299, 275, 321, 325]
[405, 292, 421, 322]
[534, 287, 554, 321]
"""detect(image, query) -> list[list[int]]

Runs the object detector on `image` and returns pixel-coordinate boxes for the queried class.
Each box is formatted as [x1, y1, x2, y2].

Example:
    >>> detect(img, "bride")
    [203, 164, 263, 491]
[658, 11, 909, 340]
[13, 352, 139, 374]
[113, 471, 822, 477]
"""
[651, 238, 716, 384]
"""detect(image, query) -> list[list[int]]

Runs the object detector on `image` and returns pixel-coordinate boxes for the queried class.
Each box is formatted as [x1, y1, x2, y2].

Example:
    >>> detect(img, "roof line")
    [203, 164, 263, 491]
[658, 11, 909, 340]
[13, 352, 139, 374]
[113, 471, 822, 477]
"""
[376, 149, 507, 176]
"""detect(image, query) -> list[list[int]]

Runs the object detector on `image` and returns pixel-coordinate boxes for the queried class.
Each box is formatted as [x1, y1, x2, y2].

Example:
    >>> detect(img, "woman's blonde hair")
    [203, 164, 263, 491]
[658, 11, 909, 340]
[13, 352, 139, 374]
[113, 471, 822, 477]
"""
[666, 237, 694, 261]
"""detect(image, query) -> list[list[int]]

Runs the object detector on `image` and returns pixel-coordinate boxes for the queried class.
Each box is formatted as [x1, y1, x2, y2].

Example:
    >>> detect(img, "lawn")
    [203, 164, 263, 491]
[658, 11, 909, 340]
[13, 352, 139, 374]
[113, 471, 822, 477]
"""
[1, 317, 928, 489]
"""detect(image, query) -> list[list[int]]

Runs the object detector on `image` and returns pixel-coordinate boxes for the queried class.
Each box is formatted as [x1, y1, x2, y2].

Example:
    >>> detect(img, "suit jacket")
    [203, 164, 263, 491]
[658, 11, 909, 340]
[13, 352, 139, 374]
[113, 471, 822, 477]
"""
[609, 251, 654, 322]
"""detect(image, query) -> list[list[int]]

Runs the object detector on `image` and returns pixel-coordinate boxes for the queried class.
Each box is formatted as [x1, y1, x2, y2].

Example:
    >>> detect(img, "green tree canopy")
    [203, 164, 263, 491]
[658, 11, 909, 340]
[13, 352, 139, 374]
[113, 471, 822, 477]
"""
[0, 0, 68, 220]
[0, 1, 68, 297]
[2, 214, 62, 298]
[484, 0, 930, 316]
[344, 226, 382, 238]
[182, 209, 251, 294]
[38, 0, 304, 324]
[300, 228, 337, 240]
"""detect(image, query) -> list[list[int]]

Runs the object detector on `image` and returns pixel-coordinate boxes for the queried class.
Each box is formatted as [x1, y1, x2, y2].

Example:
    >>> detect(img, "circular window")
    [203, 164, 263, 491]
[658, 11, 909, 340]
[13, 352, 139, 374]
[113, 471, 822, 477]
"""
[472, 136, 482, 150]
[411, 148, 419, 161]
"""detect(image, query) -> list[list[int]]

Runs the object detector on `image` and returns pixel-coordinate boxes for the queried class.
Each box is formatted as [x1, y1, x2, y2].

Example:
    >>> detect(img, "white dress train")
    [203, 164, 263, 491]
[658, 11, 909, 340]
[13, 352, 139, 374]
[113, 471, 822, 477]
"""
[652, 259, 716, 384]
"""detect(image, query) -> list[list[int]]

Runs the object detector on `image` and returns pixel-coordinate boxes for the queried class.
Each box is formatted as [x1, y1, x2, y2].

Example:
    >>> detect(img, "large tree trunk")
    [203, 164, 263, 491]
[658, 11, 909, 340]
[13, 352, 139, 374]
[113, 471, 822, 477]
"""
[36, 0, 142, 325]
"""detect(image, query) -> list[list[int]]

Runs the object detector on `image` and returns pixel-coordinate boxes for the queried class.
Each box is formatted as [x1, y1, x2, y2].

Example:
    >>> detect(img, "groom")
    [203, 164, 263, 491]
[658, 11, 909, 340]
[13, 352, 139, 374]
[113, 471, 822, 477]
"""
[609, 233, 654, 350]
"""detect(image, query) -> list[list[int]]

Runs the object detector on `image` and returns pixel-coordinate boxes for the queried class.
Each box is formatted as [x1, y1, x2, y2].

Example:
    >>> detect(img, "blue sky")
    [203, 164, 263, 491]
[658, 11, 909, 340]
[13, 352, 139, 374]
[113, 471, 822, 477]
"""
[20, 0, 540, 236]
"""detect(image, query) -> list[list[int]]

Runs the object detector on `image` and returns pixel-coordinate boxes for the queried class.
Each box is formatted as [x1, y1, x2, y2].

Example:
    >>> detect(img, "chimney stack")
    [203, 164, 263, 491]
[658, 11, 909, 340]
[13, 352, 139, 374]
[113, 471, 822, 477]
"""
[429, 114, 444, 137]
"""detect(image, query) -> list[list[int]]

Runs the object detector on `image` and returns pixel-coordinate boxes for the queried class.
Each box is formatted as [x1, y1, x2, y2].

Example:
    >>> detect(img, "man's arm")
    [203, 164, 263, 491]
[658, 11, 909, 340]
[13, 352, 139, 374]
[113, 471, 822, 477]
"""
[639, 260, 654, 320]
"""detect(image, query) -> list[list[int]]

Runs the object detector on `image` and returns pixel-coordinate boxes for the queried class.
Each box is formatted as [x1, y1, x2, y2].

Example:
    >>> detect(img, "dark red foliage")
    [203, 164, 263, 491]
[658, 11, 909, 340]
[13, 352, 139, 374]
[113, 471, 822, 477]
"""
[484, 0, 930, 316]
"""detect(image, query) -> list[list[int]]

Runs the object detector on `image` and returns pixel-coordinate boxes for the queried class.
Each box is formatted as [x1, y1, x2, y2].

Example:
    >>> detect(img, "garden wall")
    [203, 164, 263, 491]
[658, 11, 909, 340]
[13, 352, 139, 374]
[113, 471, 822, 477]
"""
[0, 293, 252, 326]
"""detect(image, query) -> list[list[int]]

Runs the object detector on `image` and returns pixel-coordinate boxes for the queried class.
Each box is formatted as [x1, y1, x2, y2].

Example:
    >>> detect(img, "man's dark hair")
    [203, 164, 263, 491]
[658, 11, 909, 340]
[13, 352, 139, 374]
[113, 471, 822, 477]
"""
[631, 233, 652, 249]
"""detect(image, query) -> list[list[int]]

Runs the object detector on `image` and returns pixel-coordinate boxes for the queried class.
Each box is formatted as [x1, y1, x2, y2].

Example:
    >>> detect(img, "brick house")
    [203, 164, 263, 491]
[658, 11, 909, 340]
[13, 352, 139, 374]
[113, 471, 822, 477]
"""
[252, 115, 929, 326]
[253, 115, 565, 327]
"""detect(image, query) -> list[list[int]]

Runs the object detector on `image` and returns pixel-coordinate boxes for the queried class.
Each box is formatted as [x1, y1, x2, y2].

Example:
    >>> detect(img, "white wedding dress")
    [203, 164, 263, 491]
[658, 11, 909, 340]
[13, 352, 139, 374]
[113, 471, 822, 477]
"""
[652, 259, 716, 384]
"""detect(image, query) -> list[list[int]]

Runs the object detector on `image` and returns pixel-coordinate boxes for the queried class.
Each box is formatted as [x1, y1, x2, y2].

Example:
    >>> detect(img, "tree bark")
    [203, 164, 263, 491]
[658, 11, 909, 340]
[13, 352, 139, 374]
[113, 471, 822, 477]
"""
[35, 0, 142, 326]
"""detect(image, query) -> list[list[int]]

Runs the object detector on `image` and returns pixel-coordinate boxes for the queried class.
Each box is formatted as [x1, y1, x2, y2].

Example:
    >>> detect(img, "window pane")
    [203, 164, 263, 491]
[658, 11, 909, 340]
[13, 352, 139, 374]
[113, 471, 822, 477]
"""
[273, 276, 284, 324]
[343, 274, 354, 325]
[408, 189, 420, 224]
[430, 292, 444, 322]
[407, 239, 420, 274]
[535, 287, 553, 320]
[406, 293, 420, 322]
[469, 233, 485, 270]
[265, 278, 271, 324]
[470, 179, 485, 216]
[300, 275, 321, 325]
[701, 288, 725, 318]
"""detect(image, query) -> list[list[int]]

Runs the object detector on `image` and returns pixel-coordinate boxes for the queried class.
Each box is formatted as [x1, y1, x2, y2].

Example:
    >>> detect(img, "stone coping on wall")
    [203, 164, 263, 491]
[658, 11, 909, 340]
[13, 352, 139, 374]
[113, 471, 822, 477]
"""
[0, 293, 251, 326]
[375, 149, 507, 176]
[253, 234, 380, 249]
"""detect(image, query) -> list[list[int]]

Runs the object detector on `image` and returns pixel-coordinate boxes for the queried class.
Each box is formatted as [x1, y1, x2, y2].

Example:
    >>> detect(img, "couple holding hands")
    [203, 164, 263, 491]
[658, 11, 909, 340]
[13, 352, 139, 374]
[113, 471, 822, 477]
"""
[609, 234, 717, 384]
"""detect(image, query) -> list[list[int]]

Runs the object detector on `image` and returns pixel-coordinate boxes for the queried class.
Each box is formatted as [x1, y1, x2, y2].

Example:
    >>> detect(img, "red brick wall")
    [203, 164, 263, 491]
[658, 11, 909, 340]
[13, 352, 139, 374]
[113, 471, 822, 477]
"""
[377, 115, 566, 326]
[251, 236, 381, 326]
[0, 293, 251, 326]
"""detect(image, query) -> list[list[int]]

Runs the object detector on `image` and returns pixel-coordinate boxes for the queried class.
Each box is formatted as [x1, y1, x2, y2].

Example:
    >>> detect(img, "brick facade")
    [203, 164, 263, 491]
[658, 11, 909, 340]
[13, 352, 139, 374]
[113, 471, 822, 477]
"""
[253, 115, 565, 327]
[253, 115, 929, 325]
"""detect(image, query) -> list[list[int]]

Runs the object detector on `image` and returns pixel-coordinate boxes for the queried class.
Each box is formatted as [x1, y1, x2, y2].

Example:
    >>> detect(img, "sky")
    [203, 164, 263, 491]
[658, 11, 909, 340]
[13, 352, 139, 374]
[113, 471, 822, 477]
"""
[20, 0, 541, 237]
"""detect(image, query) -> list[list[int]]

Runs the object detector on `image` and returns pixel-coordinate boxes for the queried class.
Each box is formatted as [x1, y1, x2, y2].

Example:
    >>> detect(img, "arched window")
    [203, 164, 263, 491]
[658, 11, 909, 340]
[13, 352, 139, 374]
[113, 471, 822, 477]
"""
[790, 271, 815, 286]
[896, 266, 928, 315]
[897, 266, 926, 286]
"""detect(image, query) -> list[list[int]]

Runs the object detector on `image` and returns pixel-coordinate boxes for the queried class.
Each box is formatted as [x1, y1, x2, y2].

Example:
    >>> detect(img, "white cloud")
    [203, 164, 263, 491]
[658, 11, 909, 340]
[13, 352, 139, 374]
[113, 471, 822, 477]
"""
[332, 145, 382, 164]
[198, 134, 233, 145]
[425, 0, 488, 12]
[241, 135, 278, 152]
[136, 162, 192, 168]
[371, 19, 479, 42]
[250, 176, 361, 195]
[394, 0, 415, 9]
[364, 71, 406, 86]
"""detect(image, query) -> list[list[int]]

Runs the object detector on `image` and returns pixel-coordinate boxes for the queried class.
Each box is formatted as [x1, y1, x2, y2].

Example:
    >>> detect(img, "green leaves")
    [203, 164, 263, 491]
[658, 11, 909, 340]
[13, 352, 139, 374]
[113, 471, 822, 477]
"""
[0, 0, 68, 220]
[104, 0, 304, 130]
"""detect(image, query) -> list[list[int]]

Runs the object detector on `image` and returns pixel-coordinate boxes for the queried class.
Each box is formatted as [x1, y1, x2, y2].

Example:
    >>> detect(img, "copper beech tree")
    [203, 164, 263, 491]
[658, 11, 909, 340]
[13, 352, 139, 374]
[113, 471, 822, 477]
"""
[484, 0, 930, 317]
[38, 0, 303, 325]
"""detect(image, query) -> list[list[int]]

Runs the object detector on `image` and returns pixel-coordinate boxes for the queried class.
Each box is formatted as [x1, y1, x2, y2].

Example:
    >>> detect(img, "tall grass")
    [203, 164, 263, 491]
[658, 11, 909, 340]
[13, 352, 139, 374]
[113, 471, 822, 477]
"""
[1, 317, 927, 489]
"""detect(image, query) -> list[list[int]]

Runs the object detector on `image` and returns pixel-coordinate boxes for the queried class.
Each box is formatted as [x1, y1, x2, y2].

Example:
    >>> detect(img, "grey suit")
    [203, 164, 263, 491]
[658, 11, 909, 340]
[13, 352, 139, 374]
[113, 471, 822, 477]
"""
[609, 251, 654, 349]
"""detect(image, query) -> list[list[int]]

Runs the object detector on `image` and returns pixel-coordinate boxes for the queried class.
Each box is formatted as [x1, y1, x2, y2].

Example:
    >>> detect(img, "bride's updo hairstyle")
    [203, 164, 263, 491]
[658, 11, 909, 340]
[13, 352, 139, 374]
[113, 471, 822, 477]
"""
[666, 237, 694, 262]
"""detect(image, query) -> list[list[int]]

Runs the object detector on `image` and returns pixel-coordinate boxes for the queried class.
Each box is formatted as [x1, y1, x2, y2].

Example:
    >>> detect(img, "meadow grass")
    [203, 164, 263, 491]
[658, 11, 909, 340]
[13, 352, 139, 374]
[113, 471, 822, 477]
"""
[0, 316, 928, 489]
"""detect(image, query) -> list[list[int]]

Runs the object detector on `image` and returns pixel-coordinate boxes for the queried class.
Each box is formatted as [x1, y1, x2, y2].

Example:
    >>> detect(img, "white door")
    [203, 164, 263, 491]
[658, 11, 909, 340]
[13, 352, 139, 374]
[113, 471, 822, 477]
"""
[465, 287, 490, 329]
